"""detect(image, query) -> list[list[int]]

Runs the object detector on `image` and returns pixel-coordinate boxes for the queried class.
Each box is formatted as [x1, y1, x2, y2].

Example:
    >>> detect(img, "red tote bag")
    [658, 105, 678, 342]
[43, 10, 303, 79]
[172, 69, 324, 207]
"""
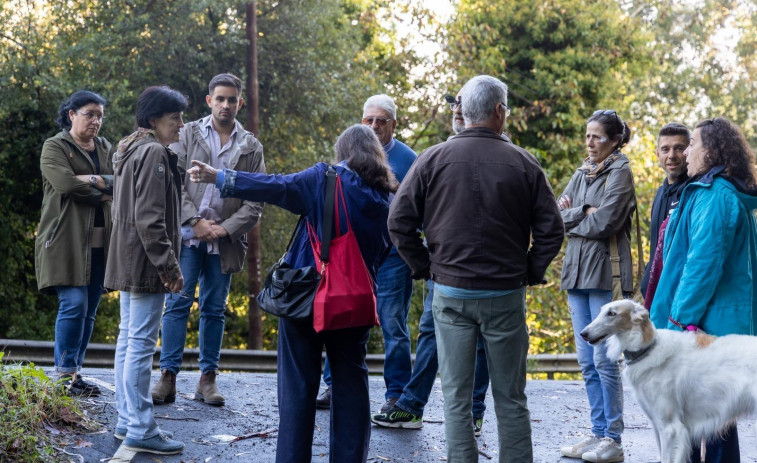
[307, 174, 378, 333]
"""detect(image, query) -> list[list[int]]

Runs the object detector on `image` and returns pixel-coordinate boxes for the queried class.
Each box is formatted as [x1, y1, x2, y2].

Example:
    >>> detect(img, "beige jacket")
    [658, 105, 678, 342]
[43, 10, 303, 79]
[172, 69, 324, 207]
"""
[170, 116, 265, 274]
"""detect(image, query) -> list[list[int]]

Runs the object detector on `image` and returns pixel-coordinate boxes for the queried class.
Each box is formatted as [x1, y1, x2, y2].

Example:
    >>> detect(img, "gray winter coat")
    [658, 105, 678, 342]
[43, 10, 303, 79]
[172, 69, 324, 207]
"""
[559, 154, 636, 292]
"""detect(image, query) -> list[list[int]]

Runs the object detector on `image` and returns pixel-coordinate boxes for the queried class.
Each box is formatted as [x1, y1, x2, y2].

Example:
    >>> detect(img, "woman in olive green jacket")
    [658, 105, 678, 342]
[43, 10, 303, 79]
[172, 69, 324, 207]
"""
[105, 86, 187, 456]
[35, 90, 115, 396]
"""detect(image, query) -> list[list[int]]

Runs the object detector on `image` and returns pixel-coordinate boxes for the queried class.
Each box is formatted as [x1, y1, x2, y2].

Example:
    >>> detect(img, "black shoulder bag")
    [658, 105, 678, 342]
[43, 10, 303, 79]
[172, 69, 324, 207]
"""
[256, 167, 337, 320]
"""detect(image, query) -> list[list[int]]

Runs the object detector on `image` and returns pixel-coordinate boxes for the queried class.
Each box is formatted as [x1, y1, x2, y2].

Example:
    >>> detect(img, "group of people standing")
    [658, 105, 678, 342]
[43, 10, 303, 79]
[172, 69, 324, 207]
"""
[558, 114, 757, 463]
[35, 69, 757, 463]
[36, 74, 265, 454]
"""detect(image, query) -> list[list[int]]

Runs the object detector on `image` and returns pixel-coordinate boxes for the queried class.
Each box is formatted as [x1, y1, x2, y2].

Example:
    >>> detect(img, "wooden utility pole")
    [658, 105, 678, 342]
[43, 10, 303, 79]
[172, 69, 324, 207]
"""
[245, 1, 263, 349]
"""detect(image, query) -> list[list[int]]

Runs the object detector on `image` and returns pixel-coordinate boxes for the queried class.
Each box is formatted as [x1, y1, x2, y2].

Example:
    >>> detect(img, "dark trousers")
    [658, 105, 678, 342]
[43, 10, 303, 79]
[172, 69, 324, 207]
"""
[690, 425, 740, 463]
[275, 318, 371, 463]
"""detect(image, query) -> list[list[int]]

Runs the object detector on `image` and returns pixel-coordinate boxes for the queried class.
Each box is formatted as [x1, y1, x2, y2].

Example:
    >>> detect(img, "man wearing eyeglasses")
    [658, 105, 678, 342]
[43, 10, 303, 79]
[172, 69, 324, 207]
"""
[640, 123, 690, 302]
[316, 94, 417, 414]
[388, 75, 564, 462]
[150, 73, 265, 408]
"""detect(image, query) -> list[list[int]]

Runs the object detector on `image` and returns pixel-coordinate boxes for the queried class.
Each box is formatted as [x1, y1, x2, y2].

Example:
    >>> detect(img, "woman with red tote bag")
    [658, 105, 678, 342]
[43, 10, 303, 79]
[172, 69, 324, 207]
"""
[188, 124, 397, 463]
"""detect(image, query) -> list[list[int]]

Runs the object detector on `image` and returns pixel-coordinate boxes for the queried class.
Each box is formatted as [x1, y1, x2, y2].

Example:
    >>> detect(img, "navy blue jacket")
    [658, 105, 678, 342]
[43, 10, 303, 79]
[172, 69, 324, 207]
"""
[216, 161, 392, 288]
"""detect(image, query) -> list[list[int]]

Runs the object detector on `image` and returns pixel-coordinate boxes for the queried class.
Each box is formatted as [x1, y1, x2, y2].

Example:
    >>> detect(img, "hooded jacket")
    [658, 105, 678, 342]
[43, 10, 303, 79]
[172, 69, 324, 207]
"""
[104, 130, 183, 293]
[650, 166, 757, 335]
[35, 131, 114, 293]
[560, 154, 637, 292]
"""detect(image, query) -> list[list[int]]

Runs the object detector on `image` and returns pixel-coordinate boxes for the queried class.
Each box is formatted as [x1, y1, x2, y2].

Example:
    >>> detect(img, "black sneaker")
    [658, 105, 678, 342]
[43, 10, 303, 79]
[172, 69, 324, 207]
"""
[370, 405, 423, 429]
[380, 397, 399, 413]
[473, 417, 483, 437]
[60, 376, 101, 397]
[316, 387, 331, 409]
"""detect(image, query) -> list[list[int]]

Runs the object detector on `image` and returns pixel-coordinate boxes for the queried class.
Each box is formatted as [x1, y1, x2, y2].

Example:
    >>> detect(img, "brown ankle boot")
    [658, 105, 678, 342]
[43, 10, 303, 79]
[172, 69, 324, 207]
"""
[151, 370, 176, 405]
[195, 370, 225, 406]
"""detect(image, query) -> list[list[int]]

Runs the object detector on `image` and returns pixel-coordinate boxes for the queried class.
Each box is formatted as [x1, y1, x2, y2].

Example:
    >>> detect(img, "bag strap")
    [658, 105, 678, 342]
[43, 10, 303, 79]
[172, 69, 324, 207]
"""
[318, 166, 338, 263]
[283, 216, 305, 256]
[605, 178, 645, 294]
[332, 175, 352, 236]
[605, 179, 622, 284]
[632, 203, 644, 293]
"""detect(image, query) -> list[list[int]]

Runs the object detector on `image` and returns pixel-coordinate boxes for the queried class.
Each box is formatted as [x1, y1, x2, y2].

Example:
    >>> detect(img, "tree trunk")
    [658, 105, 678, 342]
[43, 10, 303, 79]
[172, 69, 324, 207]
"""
[245, 1, 263, 350]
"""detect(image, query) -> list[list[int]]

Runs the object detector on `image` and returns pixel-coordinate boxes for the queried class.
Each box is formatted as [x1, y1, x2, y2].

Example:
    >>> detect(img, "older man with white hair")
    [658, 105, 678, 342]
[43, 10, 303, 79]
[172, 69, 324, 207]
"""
[317, 94, 417, 413]
[388, 76, 564, 462]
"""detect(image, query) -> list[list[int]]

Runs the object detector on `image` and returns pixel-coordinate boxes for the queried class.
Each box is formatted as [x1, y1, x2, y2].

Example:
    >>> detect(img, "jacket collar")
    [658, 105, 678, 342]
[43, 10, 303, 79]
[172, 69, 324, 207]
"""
[453, 126, 507, 140]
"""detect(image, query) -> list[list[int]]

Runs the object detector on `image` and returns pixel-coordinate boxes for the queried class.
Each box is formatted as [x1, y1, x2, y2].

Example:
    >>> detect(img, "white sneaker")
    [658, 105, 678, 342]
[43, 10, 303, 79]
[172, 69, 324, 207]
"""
[560, 435, 601, 458]
[582, 437, 624, 462]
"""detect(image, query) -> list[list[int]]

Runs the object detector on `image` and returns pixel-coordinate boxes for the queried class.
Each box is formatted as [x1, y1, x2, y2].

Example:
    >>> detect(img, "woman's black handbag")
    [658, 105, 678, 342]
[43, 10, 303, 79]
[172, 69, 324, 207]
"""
[256, 168, 337, 320]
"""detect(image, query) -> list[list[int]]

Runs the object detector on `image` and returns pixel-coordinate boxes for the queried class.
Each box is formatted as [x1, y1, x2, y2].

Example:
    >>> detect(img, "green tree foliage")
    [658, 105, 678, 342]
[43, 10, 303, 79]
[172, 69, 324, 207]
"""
[0, 0, 416, 349]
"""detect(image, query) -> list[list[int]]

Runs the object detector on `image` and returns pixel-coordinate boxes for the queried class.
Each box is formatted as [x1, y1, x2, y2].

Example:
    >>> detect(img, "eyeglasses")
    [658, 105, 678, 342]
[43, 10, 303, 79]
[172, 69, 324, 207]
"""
[592, 109, 620, 125]
[500, 102, 511, 118]
[444, 95, 461, 110]
[361, 117, 393, 127]
[76, 111, 105, 122]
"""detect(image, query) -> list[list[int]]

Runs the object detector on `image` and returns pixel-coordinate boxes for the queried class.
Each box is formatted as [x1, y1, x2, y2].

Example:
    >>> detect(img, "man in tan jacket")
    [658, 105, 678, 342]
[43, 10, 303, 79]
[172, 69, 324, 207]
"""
[151, 73, 265, 406]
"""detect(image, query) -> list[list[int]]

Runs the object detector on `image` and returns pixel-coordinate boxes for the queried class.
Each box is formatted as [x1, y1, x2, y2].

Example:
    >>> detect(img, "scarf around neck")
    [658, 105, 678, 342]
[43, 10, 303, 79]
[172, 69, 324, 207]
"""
[579, 150, 622, 183]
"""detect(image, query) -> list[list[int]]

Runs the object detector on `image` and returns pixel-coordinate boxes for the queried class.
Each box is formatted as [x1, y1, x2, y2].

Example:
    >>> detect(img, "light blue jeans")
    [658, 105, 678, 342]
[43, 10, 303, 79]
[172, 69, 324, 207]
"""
[115, 291, 165, 440]
[433, 287, 532, 463]
[54, 248, 105, 374]
[568, 289, 624, 442]
[160, 243, 231, 374]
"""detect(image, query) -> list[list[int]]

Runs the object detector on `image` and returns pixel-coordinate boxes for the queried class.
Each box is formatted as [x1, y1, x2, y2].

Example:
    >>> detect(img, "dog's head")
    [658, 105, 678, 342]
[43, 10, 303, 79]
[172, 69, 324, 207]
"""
[580, 300, 654, 359]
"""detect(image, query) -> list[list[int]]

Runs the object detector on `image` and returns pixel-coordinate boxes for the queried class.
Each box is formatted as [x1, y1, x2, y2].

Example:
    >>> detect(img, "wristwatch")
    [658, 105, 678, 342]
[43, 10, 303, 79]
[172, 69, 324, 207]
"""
[89, 175, 98, 186]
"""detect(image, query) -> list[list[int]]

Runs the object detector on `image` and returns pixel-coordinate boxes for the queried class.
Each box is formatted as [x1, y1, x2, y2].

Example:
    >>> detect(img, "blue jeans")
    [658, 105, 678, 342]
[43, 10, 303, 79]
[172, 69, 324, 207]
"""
[276, 318, 371, 463]
[397, 281, 490, 418]
[433, 287, 532, 463]
[324, 249, 413, 399]
[54, 248, 105, 374]
[160, 243, 231, 374]
[568, 289, 624, 442]
[115, 292, 166, 440]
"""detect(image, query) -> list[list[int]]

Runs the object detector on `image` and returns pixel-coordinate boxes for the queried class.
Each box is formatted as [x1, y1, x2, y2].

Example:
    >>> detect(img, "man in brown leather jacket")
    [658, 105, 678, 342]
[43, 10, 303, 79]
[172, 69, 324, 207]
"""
[151, 74, 265, 407]
[388, 75, 564, 463]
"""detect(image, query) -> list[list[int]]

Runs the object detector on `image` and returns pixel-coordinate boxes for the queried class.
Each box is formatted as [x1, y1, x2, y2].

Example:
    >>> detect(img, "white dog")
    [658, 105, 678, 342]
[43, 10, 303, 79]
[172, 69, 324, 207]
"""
[581, 299, 757, 463]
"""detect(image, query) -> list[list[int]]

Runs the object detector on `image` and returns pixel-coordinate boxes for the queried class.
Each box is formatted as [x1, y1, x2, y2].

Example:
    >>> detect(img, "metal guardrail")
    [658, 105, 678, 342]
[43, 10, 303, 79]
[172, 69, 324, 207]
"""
[0, 339, 580, 379]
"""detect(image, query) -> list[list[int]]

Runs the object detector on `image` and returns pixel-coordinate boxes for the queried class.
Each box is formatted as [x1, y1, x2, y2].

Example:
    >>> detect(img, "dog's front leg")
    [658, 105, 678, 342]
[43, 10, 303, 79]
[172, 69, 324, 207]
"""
[659, 422, 691, 463]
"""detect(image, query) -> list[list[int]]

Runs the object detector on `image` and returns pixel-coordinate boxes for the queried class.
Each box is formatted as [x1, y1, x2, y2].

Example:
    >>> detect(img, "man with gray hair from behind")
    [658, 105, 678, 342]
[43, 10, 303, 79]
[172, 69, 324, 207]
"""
[388, 75, 564, 462]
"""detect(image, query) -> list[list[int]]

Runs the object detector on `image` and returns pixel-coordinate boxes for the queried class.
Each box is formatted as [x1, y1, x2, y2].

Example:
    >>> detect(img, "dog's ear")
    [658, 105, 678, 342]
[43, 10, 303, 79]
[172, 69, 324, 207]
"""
[631, 306, 649, 324]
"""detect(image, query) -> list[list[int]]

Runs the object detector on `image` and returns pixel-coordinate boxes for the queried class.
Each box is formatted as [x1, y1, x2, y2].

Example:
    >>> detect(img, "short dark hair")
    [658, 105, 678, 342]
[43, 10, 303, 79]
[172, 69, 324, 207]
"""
[587, 110, 631, 151]
[657, 122, 690, 144]
[55, 90, 107, 129]
[135, 86, 188, 129]
[695, 117, 757, 188]
[208, 73, 242, 95]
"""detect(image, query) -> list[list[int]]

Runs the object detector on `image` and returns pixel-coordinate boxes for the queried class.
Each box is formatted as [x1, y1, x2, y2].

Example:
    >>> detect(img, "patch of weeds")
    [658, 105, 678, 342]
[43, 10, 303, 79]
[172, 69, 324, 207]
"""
[0, 352, 99, 462]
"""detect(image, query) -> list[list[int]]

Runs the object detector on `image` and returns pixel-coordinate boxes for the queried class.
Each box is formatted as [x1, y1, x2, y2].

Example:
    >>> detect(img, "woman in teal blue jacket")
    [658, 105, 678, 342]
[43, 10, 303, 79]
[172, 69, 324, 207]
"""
[650, 117, 757, 463]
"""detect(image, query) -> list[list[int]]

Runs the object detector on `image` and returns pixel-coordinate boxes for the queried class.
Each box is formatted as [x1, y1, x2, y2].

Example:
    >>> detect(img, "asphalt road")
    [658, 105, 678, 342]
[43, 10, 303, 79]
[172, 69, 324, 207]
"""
[57, 368, 757, 462]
